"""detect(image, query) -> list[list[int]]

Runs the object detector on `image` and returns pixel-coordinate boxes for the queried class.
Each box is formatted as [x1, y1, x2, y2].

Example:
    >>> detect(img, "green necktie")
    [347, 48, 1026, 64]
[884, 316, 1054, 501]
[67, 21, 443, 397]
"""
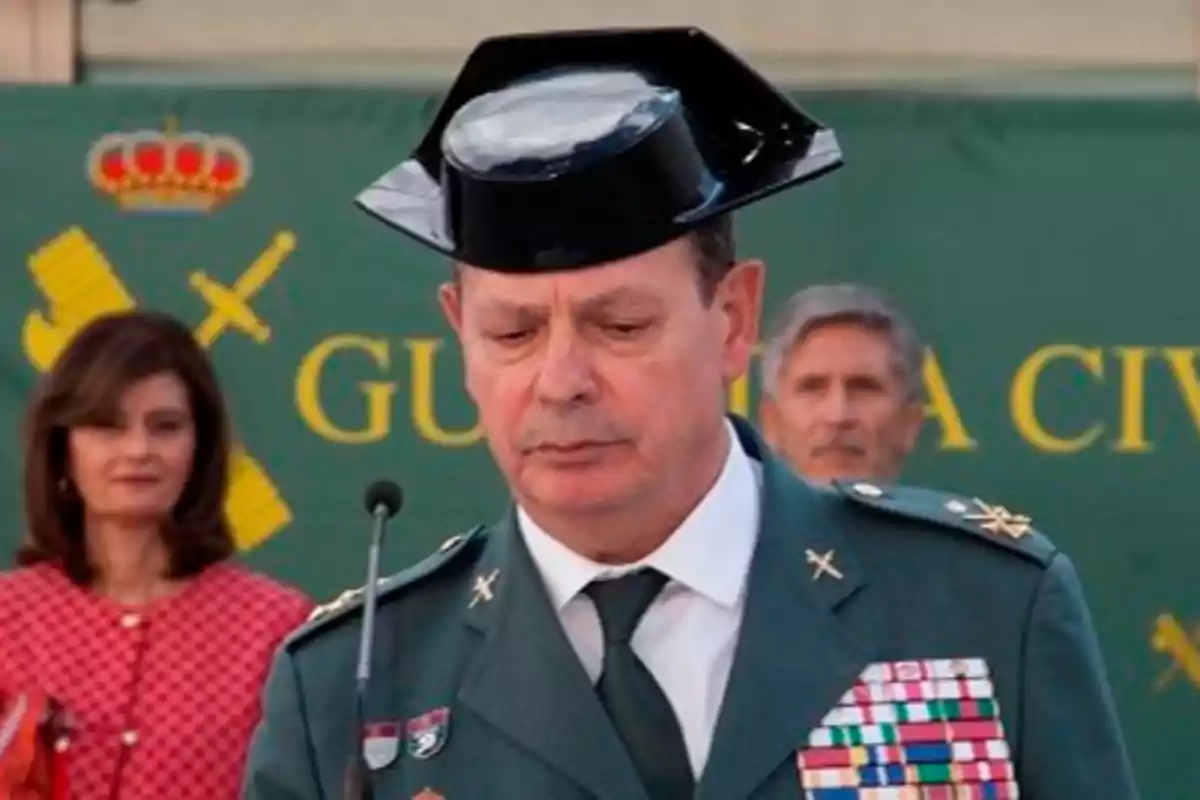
[584, 569, 695, 800]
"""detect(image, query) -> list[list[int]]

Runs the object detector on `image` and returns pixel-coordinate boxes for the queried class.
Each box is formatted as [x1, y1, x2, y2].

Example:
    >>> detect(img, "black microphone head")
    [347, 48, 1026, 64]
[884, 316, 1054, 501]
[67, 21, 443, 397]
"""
[364, 479, 404, 518]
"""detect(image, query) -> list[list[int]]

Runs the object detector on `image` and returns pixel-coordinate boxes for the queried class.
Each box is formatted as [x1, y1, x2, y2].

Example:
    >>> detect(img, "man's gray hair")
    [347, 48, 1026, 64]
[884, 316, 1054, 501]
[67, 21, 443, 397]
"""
[760, 283, 924, 401]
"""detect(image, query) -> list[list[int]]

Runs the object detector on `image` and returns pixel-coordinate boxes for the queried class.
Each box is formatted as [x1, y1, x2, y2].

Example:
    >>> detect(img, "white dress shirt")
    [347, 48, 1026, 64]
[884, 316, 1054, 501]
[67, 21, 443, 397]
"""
[518, 420, 762, 778]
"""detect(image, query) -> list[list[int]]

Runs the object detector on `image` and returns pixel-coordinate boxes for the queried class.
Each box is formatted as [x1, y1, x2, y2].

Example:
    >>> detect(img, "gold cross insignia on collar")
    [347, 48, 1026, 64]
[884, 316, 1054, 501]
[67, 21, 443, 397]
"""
[468, 569, 500, 609]
[953, 498, 1033, 540]
[805, 548, 843, 581]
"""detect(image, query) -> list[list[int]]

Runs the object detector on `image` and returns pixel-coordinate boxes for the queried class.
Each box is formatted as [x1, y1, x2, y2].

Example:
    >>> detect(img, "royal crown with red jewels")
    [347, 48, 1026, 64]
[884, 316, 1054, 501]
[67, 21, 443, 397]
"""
[85, 121, 253, 212]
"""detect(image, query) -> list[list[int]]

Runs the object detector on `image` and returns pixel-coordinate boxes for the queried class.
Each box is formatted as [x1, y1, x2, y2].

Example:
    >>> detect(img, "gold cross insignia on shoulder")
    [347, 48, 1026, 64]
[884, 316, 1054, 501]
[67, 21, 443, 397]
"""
[307, 587, 362, 621]
[805, 548, 844, 581]
[468, 569, 501, 609]
[437, 534, 464, 553]
[949, 498, 1033, 539]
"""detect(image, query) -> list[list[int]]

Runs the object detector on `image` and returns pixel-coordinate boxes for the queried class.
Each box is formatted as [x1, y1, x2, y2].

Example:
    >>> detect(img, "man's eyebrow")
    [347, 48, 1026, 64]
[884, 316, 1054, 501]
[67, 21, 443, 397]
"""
[573, 287, 662, 315]
[475, 298, 543, 317]
[476, 287, 663, 317]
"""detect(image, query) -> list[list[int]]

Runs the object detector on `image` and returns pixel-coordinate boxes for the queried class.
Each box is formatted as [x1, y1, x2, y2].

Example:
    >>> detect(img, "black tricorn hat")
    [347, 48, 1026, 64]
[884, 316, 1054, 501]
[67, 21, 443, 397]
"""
[355, 27, 843, 272]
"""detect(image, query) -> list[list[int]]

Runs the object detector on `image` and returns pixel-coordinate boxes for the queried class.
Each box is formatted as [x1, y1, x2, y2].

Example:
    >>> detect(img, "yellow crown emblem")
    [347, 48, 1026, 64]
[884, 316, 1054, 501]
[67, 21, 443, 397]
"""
[85, 119, 252, 213]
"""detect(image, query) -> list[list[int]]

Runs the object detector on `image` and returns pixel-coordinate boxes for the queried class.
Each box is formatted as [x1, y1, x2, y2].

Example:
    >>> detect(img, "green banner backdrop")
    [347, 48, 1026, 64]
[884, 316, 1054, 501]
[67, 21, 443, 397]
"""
[1, 86, 1196, 794]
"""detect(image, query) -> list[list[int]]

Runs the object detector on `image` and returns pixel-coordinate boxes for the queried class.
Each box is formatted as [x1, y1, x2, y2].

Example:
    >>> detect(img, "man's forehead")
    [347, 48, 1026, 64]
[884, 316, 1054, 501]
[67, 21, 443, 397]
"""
[789, 321, 895, 366]
[455, 237, 697, 307]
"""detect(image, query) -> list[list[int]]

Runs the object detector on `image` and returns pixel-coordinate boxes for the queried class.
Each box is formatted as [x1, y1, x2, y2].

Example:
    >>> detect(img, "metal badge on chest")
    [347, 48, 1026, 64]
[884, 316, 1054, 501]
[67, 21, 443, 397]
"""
[407, 707, 452, 760]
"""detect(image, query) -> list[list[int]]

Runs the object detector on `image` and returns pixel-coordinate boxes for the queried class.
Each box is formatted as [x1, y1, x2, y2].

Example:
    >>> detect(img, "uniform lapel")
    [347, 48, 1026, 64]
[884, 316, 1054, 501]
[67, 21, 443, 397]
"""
[697, 419, 880, 800]
[456, 512, 646, 800]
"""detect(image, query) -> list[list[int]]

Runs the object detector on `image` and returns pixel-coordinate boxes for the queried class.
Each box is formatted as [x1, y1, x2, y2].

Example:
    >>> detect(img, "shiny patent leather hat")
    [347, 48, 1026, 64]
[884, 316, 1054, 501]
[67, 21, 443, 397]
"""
[355, 27, 844, 272]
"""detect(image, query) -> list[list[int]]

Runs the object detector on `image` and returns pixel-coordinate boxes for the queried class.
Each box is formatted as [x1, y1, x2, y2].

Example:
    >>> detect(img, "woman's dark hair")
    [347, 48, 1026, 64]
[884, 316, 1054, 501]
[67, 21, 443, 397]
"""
[19, 310, 235, 584]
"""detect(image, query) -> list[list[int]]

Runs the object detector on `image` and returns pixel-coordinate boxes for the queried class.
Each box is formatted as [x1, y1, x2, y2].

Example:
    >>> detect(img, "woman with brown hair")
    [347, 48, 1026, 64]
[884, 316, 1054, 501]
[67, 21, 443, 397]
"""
[0, 310, 314, 799]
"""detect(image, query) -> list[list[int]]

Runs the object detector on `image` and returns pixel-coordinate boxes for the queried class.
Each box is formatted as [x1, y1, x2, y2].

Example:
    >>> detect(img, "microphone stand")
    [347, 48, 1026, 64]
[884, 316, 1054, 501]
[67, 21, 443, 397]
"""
[346, 501, 389, 800]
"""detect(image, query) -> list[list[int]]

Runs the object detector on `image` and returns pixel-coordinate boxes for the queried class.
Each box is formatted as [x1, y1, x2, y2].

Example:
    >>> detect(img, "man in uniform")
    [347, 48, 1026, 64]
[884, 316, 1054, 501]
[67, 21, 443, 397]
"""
[243, 27, 1139, 800]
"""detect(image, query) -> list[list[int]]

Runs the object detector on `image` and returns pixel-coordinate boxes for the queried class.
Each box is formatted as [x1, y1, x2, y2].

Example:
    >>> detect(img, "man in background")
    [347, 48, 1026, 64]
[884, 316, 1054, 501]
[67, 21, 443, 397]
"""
[759, 283, 924, 484]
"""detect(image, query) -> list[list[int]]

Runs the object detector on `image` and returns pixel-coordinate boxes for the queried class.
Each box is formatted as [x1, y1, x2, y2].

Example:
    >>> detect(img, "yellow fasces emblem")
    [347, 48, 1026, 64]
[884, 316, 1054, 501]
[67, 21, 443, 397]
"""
[21, 225, 294, 551]
[22, 227, 136, 368]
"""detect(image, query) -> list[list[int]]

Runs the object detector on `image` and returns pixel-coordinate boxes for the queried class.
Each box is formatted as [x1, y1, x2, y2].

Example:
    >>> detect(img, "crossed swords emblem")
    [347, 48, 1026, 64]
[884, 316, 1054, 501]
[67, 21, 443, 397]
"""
[21, 225, 297, 550]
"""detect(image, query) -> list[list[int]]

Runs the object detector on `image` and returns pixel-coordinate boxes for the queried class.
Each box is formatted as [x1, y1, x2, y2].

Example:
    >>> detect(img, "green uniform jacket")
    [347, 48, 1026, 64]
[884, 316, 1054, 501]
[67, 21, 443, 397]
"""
[242, 417, 1139, 799]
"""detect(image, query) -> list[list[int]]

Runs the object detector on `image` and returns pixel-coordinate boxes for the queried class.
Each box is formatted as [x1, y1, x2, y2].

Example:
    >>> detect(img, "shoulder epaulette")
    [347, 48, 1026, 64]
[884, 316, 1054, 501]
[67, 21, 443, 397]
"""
[829, 480, 1058, 567]
[285, 525, 485, 651]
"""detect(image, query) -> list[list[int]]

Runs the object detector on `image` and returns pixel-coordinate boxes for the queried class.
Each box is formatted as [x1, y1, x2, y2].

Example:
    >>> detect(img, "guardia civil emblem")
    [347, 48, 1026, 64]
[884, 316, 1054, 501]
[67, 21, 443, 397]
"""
[361, 721, 400, 770]
[406, 707, 451, 759]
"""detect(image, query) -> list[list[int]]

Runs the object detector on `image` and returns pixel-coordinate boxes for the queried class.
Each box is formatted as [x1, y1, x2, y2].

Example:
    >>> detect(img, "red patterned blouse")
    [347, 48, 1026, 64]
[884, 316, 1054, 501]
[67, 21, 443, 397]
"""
[0, 561, 313, 800]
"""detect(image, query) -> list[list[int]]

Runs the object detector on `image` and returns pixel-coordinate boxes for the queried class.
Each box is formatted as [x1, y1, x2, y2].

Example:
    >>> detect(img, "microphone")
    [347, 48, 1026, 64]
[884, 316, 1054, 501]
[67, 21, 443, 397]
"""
[364, 480, 404, 520]
[345, 479, 404, 800]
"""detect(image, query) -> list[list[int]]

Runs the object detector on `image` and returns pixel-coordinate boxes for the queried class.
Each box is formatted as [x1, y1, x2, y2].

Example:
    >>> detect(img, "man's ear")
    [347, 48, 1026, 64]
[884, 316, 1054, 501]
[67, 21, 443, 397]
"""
[438, 281, 463, 337]
[760, 393, 781, 448]
[899, 399, 925, 453]
[714, 258, 765, 383]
